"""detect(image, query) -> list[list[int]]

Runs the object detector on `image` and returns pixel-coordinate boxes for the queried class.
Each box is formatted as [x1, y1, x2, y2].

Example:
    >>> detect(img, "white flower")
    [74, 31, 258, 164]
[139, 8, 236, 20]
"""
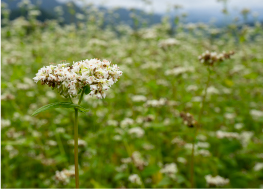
[165, 67, 194, 76]
[120, 118, 134, 128]
[145, 98, 166, 107]
[55, 168, 75, 185]
[67, 139, 87, 147]
[107, 120, 118, 127]
[253, 162, 263, 171]
[177, 157, 187, 164]
[216, 130, 239, 139]
[1, 119, 11, 129]
[250, 109, 263, 119]
[132, 151, 146, 169]
[234, 123, 244, 130]
[240, 131, 254, 147]
[205, 175, 229, 186]
[128, 174, 142, 185]
[160, 163, 178, 179]
[206, 86, 220, 94]
[33, 59, 122, 99]
[131, 95, 147, 102]
[129, 127, 145, 138]
[158, 38, 180, 48]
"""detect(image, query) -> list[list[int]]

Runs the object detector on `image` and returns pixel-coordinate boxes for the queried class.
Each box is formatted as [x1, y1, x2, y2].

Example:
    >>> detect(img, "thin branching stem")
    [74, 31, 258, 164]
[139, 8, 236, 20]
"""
[190, 68, 212, 188]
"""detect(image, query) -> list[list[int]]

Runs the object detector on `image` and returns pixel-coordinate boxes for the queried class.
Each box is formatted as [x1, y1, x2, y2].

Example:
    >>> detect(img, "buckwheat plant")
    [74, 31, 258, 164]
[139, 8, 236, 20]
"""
[190, 51, 234, 187]
[32, 59, 122, 188]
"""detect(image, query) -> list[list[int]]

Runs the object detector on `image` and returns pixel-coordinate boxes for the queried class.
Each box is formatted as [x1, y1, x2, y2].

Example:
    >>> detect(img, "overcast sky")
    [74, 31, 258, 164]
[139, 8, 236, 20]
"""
[58, 0, 263, 14]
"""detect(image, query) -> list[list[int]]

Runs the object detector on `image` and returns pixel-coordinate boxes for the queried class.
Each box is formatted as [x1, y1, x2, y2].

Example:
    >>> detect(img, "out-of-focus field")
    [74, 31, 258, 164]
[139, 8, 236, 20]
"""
[1, 3, 263, 188]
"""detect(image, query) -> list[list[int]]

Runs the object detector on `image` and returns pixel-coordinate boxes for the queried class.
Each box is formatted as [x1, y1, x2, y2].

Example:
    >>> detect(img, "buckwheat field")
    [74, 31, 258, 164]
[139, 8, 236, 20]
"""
[1, 1, 263, 188]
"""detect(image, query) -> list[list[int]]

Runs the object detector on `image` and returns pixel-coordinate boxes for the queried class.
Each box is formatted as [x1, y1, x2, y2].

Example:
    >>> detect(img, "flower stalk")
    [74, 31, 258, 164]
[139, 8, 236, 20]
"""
[190, 68, 212, 188]
[74, 89, 85, 188]
[74, 107, 79, 188]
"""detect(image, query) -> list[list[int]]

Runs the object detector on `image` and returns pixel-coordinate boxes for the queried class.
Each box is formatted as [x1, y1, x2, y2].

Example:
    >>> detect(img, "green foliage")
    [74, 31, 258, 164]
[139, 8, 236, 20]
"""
[32, 102, 89, 116]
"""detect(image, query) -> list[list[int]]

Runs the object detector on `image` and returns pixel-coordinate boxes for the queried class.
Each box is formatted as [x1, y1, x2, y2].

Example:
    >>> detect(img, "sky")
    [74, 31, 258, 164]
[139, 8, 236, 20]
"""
[58, 0, 263, 14]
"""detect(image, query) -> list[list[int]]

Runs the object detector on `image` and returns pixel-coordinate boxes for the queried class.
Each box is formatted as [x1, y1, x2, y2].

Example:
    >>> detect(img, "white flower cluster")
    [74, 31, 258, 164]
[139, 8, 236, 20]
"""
[132, 151, 147, 170]
[33, 59, 123, 99]
[160, 163, 178, 179]
[55, 168, 75, 185]
[158, 38, 180, 48]
[128, 127, 145, 138]
[198, 50, 234, 66]
[128, 174, 142, 185]
[165, 66, 194, 76]
[205, 175, 229, 186]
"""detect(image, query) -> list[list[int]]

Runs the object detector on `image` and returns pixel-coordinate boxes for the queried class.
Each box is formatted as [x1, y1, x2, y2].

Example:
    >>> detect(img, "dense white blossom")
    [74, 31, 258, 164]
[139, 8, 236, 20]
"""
[253, 162, 263, 171]
[250, 109, 263, 119]
[128, 174, 142, 185]
[33, 59, 122, 99]
[160, 163, 178, 179]
[55, 168, 75, 185]
[129, 127, 145, 138]
[205, 175, 229, 186]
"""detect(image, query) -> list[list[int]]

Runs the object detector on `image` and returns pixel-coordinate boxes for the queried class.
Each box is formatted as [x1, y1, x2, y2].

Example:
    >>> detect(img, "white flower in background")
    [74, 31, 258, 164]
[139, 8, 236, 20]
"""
[216, 130, 239, 139]
[250, 109, 263, 119]
[206, 86, 220, 95]
[253, 163, 263, 171]
[121, 157, 132, 164]
[88, 39, 107, 47]
[128, 174, 142, 185]
[55, 168, 75, 185]
[187, 85, 198, 91]
[197, 149, 211, 157]
[158, 38, 180, 48]
[234, 123, 244, 130]
[115, 164, 127, 172]
[131, 95, 147, 102]
[129, 127, 145, 138]
[224, 113, 236, 120]
[28, 10, 41, 17]
[143, 143, 155, 150]
[5, 145, 18, 158]
[145, 98, 166, 107]
[46, 91, 56, 98]
[56, 127, 65, 133]
[120, 118, 134, 128]
[177, 157, 187, 164]
[205, 175, 229, 186]
[47, 140, 57, 146]
[33, 59, 122, 99]
[197, 134, 207, 141]
[107, 119, 118, 127]
[67, 139, 87, 147]
[160, 163, 178, 179]
[132, 151, 147, 170]
[165, 67, 194, 76]
[240, 131, 254, 147]
[1, 119, 11, 129]
[113, 135, 122, 141]
[197, 142, 210, 148]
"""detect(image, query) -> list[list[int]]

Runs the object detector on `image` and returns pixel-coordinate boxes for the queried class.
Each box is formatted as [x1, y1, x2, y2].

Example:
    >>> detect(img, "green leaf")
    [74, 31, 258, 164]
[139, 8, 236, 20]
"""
[32, 102, 89, 116]
[84, 86, 91, 94]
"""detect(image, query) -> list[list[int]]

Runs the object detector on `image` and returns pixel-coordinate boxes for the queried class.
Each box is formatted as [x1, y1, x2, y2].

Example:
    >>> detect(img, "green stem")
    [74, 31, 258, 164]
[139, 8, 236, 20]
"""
[73, 89, 85, 188]
[78, 89, 85, 105]
[190, 68, 211, 188]
[74, 108, 79, 188]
